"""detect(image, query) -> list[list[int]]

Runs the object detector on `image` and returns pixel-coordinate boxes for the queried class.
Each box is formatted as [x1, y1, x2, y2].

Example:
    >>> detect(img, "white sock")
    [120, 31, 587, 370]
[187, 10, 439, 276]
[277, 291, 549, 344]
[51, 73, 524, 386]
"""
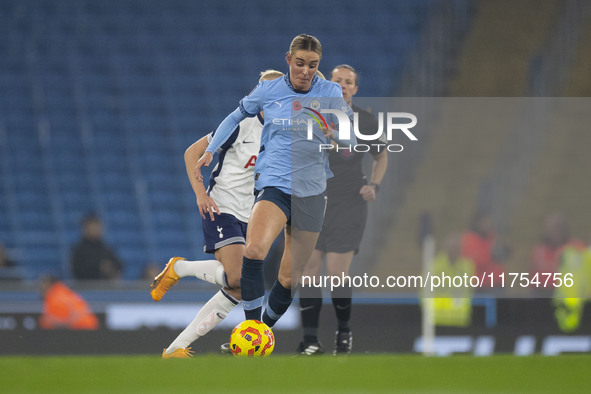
[174, 259, 225, 286]
[165, 290, 238, 353]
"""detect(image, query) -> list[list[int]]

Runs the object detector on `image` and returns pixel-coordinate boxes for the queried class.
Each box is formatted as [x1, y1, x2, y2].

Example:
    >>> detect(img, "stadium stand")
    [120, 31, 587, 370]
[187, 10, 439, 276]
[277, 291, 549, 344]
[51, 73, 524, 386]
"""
[565, 8, 591, 97]
[375, 0, 591, 278]
[0, 0, 434, 279]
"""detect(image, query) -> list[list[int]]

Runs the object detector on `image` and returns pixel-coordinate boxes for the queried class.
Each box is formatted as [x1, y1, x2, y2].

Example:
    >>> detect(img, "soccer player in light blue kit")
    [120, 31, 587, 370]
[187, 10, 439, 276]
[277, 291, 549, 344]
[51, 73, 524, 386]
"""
[196, 34, 353, 329]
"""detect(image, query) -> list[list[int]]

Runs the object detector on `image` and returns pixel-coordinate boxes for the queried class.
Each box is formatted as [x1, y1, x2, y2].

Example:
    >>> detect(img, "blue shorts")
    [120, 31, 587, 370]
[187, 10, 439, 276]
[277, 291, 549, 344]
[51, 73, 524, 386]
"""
[254, 187, 327, 232]
[202, 212, 248, 254]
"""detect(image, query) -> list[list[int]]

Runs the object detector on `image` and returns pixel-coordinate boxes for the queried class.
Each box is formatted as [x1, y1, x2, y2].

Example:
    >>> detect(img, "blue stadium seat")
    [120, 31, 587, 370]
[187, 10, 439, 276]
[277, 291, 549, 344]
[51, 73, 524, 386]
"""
[145, 172, 183, 192]
[25, 245, 62, 277]
[18, 211, 55, 232]
[103, 192, 137, 211]
[15, 191, 50, 211]
[107, 228, 144, 247]
[13, 173, 46, 193]
[59, 188, 93, 213]
[150, 210, 182, 228]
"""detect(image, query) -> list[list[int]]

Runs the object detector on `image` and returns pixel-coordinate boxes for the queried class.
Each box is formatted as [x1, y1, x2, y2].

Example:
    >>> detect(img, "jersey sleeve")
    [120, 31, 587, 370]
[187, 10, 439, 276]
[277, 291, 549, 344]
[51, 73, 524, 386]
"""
[239, 81, 266, 117]
[206, 107, 246, 154]
[208, 126, 240, 154]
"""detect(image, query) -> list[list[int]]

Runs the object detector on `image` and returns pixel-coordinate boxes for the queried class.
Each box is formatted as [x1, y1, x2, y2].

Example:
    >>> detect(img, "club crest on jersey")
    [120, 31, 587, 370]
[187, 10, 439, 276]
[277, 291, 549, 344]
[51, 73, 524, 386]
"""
[217, 226, 223, 239]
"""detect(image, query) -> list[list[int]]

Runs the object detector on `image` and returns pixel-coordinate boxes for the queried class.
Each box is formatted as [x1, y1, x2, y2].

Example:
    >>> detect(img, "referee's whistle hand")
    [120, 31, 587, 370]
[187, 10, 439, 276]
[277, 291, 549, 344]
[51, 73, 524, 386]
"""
[359, 185, 376, 202]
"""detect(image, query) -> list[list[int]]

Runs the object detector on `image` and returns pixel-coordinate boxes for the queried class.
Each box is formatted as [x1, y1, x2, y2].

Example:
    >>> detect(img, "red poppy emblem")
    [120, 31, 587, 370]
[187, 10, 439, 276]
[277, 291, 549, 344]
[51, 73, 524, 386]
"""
[293, 101, 302, 111]
[340, 150, 354, 159]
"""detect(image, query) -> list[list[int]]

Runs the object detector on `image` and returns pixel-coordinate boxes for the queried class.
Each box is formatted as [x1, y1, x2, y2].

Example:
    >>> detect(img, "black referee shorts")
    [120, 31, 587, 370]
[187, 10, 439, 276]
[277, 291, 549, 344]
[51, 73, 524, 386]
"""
[315, 192, 368, 254]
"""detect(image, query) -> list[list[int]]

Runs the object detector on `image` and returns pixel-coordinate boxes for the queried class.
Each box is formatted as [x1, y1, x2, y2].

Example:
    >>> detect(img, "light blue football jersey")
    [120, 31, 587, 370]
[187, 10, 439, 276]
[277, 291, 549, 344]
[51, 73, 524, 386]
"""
[207, 73, 353, 197]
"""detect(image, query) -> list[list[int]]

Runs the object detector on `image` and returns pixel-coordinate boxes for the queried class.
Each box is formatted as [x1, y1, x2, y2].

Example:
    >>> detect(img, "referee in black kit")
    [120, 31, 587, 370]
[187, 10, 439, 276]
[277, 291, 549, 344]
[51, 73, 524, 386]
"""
[298, 64, 389, 355]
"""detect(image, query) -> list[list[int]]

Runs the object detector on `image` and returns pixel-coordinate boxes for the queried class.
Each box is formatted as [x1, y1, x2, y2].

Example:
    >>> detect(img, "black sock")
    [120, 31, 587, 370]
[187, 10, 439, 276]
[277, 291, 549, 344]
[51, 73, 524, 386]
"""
[300, 285, 322, 343]
[332, 285, 352, 332]
[241, 257, 265, 321]
[262, 280, 292, 328]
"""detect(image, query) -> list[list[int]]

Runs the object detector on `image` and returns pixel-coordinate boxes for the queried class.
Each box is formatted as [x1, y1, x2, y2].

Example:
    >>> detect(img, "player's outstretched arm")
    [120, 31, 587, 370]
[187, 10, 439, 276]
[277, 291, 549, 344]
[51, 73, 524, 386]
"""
[194, 106, 246, 183]
[205, 107, 246, 155]
[185, 136, 220, 221]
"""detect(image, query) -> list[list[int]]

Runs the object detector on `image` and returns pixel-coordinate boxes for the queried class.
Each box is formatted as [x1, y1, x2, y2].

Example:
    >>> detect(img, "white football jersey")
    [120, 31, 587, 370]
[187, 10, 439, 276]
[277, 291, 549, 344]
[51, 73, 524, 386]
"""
[207, 115, 263, 223]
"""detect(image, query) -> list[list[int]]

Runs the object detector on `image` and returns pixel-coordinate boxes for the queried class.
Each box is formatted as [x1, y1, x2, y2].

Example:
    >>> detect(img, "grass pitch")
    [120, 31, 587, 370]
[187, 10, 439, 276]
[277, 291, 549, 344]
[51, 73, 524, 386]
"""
[1, 354, 590, 393]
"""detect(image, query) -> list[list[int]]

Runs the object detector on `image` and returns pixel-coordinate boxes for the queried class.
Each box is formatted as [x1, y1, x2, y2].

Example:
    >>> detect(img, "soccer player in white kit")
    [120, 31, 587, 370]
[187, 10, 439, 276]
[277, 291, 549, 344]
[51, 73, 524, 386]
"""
[150, 70, 283, 358]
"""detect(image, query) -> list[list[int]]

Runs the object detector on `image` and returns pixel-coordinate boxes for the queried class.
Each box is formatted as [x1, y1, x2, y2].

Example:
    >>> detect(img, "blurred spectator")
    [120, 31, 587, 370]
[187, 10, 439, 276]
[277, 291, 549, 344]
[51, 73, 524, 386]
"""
[461, 210, 507, 288]
[39, 275, 99, 330]
[0, 243, 24, 281]
[70, 214, 123, 280]
[531, 213, 591, 332]
[552, 244, 591, 333]
[0, 243, 16, 267]
[432, 233, 476, 327]
[530, 212, 586, 276]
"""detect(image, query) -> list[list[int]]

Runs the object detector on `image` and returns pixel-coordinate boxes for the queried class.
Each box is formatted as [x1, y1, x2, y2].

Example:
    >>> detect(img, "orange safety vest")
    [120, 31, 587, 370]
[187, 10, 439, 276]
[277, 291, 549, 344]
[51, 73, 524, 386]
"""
[40, 282, 99, 330]
[461, 232, 504, 287]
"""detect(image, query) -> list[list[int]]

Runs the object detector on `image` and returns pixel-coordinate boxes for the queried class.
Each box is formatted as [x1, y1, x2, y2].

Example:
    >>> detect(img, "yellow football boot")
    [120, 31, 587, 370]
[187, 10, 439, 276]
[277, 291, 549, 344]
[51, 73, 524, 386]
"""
[162, 347, 193, 359]
[150, 257, 185, 301]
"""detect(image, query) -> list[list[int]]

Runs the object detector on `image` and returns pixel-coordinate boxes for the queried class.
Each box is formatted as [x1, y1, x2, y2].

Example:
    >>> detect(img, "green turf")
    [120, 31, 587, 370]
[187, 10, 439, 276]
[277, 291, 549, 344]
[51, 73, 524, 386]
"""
[1, 354, 590, 393]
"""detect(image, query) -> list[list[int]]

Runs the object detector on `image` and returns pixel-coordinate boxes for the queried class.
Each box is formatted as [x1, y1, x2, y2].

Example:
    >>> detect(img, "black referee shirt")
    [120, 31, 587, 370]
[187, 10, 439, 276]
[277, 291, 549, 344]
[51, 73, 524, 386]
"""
[326, 104, 382, 196]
